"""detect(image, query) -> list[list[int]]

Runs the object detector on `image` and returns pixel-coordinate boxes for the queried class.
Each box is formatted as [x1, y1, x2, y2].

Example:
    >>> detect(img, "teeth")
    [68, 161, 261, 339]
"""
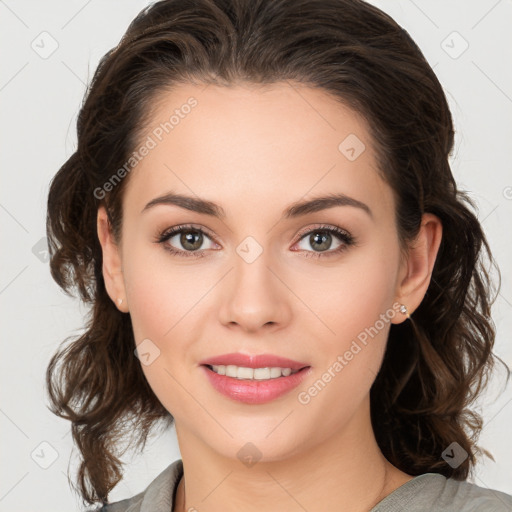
[210, 364, 298, 380]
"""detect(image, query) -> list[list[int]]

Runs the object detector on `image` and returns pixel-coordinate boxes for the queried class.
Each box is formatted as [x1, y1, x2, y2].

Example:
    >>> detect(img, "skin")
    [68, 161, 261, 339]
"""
[97, 81, 442, 512]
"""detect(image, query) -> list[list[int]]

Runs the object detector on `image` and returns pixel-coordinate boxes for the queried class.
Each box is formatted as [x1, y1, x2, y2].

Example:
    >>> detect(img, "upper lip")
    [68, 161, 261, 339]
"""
[199, 353, 310, 371]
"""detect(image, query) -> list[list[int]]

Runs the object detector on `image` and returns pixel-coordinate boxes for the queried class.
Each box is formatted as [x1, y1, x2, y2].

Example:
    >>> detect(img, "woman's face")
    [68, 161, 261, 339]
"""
[108, 82, 410, 461]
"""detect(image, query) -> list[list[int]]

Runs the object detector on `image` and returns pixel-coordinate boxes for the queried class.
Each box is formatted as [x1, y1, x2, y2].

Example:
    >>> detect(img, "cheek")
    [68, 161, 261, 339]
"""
[294, 265, 397, 434]
[293, 239, 399, 401]
[297, 241, 400, 342]
[120, 241, 218, 410]
[121, 234, 206, 340]
[121, 247, 204, 418]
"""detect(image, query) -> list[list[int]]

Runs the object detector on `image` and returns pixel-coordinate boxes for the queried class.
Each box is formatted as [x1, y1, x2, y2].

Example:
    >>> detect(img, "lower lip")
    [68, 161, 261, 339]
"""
[201, 365, 312, 404]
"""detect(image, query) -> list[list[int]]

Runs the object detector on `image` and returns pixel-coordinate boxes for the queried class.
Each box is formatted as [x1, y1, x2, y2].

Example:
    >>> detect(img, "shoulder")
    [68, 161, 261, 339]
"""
[372, 473, 512, 512]
[90, 459, 183, 512]
[438, 476, 512, 511]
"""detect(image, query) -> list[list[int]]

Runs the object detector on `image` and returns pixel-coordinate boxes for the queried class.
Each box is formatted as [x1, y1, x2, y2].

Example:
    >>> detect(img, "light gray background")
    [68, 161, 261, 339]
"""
[1, 1, 511, 510]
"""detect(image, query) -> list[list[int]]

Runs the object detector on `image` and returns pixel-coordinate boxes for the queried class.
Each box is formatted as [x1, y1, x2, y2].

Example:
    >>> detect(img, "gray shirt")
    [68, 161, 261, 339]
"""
[95, 459, 512, 511]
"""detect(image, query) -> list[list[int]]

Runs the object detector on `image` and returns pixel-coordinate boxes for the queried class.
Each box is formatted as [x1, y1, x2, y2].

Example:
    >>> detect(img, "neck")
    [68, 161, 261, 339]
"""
[173, 397, 412, 512]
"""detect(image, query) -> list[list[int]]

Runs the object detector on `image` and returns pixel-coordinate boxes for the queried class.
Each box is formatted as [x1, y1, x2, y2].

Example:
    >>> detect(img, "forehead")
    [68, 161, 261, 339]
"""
[122, 81, 393, 221]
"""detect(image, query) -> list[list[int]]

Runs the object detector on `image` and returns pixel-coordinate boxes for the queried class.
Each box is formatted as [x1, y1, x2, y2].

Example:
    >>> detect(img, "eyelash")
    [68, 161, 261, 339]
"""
[154, 223, 356, 259]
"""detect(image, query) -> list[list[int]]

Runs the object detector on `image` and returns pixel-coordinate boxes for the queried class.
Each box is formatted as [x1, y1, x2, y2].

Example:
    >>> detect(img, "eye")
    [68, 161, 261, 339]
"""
[155, 223, 355, 259]
[155, 224, 219, 258]
[292, 224, 355, 258]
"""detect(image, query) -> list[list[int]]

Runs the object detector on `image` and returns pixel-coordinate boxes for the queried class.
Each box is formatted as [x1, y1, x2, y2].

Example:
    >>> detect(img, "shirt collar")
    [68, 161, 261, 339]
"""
[139, 459, 183, 512]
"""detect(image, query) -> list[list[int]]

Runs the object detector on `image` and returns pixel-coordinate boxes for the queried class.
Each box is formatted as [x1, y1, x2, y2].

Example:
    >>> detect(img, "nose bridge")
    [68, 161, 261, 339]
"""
[218, 235, 291, 331]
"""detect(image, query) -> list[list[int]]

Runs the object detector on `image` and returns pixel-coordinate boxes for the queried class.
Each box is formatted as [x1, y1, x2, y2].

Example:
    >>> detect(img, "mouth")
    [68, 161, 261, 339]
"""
[201, 363, 312, 404]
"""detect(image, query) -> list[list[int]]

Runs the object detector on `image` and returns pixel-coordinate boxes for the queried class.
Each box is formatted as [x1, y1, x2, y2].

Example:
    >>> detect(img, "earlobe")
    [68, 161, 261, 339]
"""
[391, 213, 442, 324]
[97, 206, 128, 312]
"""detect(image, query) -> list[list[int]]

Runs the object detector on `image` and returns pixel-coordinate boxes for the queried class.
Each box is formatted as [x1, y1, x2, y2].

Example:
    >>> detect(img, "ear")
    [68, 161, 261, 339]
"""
[97, 206, 128, 313]
[391, 213, 443, 324]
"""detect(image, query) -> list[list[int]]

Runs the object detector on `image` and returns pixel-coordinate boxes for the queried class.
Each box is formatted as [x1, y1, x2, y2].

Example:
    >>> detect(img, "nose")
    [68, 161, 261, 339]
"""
[217, 248, 292, 333]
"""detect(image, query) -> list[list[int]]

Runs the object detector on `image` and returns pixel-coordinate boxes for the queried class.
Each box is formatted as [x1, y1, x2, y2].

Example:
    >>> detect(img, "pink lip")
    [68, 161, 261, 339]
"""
[201, 365, 312, 404]
[199, 353, 309, 371]
[199, 353, 312, 404]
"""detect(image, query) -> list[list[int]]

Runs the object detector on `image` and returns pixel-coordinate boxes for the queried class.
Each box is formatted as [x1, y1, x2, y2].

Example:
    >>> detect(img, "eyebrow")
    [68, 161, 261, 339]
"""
[141, 191, 373, 219]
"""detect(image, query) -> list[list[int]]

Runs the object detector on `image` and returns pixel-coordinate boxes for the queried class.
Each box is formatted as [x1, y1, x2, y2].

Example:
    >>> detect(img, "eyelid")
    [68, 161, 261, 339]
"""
[294, 223, 352, 243]
[158, 223, 218, 243]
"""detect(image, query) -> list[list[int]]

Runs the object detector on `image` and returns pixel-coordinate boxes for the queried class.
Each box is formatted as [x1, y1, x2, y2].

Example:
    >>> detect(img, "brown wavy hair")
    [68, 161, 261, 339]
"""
[45, 0, 510, 507]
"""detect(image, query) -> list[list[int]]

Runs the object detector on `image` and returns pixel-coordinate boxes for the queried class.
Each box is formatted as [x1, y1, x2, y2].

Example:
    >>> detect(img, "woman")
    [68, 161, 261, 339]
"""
[45, 0, 512, 510]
